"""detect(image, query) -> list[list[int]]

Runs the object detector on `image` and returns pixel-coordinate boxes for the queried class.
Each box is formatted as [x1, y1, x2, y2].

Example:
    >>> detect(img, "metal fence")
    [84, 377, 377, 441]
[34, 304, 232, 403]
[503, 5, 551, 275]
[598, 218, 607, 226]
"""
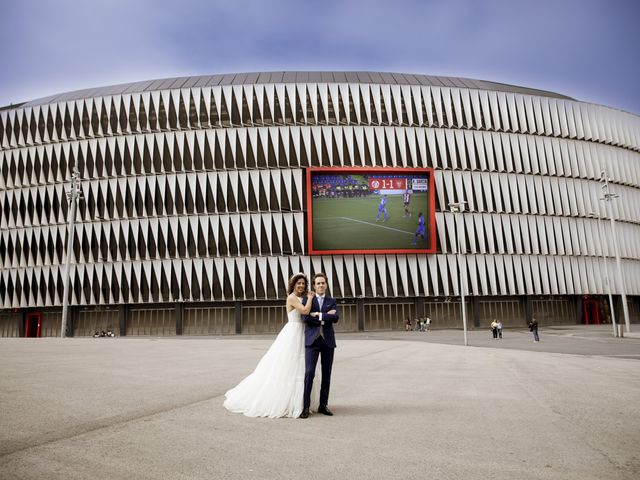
[363, 302, 415, 331]
[532, 297, 577, 326]
[126, 308, 176, 336]
[75, 308, 120, 336]
[183, 307, 235, 335]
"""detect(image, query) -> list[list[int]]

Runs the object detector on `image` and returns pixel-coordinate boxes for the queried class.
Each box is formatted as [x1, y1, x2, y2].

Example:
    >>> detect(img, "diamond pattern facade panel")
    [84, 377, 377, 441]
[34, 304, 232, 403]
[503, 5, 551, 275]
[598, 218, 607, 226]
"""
[1, 72, 640, 314]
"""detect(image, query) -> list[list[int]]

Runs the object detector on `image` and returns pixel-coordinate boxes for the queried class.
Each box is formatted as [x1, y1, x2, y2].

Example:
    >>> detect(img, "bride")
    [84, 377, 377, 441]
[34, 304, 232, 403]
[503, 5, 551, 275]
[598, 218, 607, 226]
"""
[223, 273, 318, 418]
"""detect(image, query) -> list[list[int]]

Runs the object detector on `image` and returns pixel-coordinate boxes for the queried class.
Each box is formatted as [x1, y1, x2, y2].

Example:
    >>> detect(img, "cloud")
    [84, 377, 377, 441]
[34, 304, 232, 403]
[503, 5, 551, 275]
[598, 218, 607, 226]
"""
[0, 0, 638, 114]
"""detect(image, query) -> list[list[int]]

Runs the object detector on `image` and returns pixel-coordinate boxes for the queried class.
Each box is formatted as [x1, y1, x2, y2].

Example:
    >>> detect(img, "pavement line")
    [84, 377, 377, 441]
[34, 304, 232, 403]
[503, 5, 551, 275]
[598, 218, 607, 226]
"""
[0, 391, 226, 459]
[335, 216, 415, 235]
[314, 215, 414, 235]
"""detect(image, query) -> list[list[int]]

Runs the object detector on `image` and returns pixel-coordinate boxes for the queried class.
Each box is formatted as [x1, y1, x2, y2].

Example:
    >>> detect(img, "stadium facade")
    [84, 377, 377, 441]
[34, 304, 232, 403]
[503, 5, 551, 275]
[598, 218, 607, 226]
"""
[1, 71, 639, 338]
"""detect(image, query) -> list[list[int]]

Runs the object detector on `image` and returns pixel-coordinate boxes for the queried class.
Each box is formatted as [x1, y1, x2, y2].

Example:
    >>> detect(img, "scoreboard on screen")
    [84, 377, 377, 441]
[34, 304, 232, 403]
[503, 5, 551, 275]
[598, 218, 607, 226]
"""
[368, 178, 408, 190]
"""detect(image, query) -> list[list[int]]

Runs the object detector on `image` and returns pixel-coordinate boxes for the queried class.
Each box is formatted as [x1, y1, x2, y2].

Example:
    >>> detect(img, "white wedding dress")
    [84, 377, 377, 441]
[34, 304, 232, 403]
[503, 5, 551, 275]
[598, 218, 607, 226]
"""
[223, 298, 319, 418]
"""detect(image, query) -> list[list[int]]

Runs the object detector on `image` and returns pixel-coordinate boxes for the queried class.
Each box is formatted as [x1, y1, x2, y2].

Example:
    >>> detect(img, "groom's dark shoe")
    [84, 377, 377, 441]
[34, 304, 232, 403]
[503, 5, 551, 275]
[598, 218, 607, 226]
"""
[299, 409, 310, 419]
[318, 406, 333, 416]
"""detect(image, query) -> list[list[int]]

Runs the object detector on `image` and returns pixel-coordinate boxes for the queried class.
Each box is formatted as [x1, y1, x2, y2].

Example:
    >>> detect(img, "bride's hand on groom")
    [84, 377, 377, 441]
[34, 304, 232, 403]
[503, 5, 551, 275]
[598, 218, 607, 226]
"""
[327, 309, 336, 315]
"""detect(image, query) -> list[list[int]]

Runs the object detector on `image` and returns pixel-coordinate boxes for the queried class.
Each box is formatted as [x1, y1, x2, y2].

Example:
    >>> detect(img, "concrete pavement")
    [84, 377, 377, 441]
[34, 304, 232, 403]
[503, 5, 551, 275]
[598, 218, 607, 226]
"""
[1, 326, 639, 479]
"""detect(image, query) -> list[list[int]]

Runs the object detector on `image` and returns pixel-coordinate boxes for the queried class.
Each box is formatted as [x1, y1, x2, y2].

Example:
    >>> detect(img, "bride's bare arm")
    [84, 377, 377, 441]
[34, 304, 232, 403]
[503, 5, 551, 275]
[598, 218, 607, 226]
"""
[287, 292, 315, 314]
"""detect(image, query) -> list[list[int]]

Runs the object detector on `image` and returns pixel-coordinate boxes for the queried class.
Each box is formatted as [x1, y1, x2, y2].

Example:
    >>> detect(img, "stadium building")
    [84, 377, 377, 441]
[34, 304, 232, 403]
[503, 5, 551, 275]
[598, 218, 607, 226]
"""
[0, 71, 639, 338]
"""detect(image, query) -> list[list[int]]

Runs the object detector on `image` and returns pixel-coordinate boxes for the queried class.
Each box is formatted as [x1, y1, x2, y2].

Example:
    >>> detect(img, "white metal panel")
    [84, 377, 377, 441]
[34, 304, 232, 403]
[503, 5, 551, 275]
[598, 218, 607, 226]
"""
[529, 216, 542, 254]
[410, 85, 423, 126]
[460, 88, 473, 128]
[435, 129, 448, 169]
[427, 255, 438, 296]
[478, 172, 493, 213]
[463, 130, 477, 170]
[511, 215, 523, 253]
[510, 255, 524, 294]
[444, 211, 457, 255]
[475, 131, 488, 171]
[501, 214, 514, 253]
[380, 84, 393, 126]
[541, 216, 554, 255]
[386, 255, 398, 297]
[454, 130, 467, 169]
[490, 174, 503, 213]
[557, 100, 569, 137]
[499, 174, 512, 212]
[518, 215, 531, 254]
[516, 174, 529, 214]
[339, 83, 352, 124]
[478, 89, 492, 130]
[441, 87, 454, 128]
[510, 133, 523, 173]
[487, 91, 502, 130]
[491, 132, 505, 172]
[491, 214, 503, 253]
[505, 93, 519, 132]
[483, 254, 497, 294]
[396, 254, 409, 296]
[565, 101, 578, 138]
[451, 88, 463, 128]
[501, 133, 514, 172]
[497, 92, 513, 131]
[469, 89, 483, 128]
[420, 86, 433, 127]
[435, 255, 449, 296]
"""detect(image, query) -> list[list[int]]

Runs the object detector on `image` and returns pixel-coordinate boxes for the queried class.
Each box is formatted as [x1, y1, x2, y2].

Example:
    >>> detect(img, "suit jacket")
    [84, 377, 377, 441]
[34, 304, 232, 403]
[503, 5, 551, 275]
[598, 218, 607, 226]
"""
[303, 295, 339, 348]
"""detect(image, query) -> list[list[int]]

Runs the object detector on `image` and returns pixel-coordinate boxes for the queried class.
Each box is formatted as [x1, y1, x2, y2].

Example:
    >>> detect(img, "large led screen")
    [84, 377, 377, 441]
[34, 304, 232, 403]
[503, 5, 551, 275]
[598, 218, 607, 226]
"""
[307, 167, 436, 254]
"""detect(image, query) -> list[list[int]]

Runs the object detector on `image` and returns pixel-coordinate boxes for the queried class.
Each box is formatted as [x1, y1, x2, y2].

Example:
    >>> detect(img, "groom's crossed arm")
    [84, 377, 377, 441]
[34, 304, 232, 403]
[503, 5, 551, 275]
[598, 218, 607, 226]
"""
[308, 299, 339, 325]
[303, 299, 340, 326]
[322, 299, 339, 324]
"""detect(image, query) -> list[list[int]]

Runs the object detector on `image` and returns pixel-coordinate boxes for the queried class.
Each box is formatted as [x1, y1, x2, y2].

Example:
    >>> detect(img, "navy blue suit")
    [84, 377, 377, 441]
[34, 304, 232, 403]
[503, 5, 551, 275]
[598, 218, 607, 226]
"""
[302, 295, 339, 410]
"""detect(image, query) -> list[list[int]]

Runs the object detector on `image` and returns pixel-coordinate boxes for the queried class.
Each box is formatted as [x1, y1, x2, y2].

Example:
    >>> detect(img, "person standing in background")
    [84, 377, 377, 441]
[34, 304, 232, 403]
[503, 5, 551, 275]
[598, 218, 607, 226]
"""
[491, 319, 498, 339]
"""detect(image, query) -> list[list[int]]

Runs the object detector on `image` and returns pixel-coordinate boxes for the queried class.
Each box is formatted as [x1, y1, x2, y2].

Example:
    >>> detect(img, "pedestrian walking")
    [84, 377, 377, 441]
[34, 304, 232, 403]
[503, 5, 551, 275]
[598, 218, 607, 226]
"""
[497, 321, 503, 339]
[529, 318, 540, 342]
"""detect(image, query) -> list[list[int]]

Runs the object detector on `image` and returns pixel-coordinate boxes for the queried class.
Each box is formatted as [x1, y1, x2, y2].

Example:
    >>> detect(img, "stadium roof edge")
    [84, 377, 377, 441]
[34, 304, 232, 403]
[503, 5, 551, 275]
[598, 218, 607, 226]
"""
[2, 71, 577, 109]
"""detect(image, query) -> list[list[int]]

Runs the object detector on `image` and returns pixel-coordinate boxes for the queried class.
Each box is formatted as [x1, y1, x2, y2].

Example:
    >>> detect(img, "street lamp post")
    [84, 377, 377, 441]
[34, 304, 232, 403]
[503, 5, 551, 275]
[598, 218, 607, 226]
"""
[449, 201, 468, 346]
[600, 171, 631, 334]
[60, 166, 82, 338]
[588, 212, 617, 337]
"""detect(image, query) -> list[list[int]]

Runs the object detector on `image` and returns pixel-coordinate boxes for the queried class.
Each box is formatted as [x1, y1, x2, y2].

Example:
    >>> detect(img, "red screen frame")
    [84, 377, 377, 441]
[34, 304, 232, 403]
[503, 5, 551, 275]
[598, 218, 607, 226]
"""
[306, 166, 436, 255]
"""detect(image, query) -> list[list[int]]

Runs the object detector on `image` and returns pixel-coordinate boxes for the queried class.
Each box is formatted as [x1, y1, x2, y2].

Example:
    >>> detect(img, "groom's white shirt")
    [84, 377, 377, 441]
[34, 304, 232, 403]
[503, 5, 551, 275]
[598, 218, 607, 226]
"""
[316, 294, 325, 323]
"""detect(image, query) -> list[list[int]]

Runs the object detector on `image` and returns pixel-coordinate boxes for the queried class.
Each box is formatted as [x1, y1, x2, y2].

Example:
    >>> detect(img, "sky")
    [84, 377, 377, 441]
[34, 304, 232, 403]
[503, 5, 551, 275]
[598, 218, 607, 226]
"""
[1, 0, 639, 115]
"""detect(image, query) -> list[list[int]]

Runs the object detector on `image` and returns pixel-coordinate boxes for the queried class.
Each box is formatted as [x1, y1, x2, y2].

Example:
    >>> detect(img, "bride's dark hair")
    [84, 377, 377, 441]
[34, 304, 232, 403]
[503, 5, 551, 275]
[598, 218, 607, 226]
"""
[287, 273, 308, 295]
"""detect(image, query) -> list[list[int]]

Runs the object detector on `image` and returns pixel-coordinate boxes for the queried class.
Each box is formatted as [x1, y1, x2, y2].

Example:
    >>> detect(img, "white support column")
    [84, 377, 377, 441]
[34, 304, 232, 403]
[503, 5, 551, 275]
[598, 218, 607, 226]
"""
[600, 171, 631, 333]
[61, 166, 82, 338]
[450, 201, 468, 346]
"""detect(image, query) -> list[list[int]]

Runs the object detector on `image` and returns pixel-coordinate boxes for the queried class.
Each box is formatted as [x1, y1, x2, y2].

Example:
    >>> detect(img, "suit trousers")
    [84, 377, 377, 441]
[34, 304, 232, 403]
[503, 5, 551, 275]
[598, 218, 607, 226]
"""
[303, 336, 335, 410]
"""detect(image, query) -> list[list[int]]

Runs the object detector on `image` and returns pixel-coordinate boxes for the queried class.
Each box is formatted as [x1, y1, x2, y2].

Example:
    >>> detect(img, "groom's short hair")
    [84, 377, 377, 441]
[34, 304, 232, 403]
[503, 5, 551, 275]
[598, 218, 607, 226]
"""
[312, 272, 327, 285]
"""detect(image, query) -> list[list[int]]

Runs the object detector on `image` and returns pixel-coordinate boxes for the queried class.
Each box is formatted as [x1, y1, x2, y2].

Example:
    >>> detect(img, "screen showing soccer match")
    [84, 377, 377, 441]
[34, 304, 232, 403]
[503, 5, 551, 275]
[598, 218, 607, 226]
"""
[306, 167, 436, 254]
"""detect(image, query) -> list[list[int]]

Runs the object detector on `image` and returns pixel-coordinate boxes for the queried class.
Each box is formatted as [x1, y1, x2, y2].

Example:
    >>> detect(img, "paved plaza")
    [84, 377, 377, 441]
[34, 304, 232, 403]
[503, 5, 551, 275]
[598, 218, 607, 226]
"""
[1, 325, 639, 479]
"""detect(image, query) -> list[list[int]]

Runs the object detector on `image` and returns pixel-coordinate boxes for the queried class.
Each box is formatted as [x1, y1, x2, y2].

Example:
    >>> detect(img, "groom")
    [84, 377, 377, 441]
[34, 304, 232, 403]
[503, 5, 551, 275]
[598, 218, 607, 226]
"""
[300, 272, 339, 419]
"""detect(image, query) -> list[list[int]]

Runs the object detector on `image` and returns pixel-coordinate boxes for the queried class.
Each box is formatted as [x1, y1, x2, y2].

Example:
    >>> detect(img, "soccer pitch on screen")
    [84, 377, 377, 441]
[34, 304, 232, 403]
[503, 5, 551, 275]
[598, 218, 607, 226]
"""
[311, 192, 430, 251]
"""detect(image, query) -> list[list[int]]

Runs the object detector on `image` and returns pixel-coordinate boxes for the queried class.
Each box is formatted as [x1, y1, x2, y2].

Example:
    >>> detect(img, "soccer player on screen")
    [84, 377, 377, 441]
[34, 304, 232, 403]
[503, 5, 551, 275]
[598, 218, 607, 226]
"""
[403, 189, 412, 217]
[376, 195, 388, 222]
[411, 213, 426, 245]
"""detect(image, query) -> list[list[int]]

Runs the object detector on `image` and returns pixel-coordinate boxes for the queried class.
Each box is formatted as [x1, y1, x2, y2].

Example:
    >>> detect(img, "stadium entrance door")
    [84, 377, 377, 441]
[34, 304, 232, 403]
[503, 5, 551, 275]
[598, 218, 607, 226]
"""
[582, 298, 600, 325]
[25, 312, 41, 337]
